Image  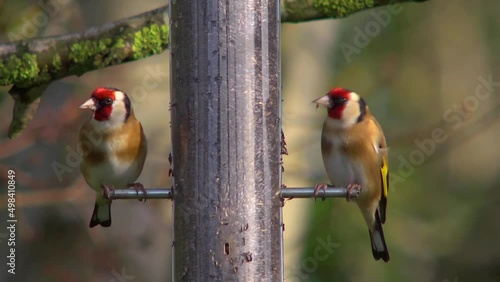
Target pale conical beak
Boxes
[79,99,96,110]
[312,95,330,107]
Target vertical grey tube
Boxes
[170,0,282,281]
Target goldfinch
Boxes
[313,87,390,262]
[78,87,147,228]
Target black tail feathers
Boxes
[369,210,389,262]
[89,202,111,228]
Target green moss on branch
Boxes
[313,0,376,17]
[281,0,426,22]
[0,6,169,87]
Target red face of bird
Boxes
[313,87,367,129]
[80,87,132,125]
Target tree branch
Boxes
[281,0,428,22]
[0,5,169,88]
[0,0,428,138]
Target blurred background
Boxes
[0,0,499,281]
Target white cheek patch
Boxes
[108,90,128,126]
[113,91,125,101]
[349,92,360,102]
[110,103,127,123]
[341,99,361,128]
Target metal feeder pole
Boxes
[169,0,282,280]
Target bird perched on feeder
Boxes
[78,87,147,228]
[313,87,390,262]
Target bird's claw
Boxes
[129,182,147,202]
[102,184,115,203]
[313,183,328,201]
[346,183,361,202]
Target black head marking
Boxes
[357,97,367,123]
[331,96,348,107]
[123,92,131,121]
[99,97,113,106]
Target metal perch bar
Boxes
[104,186,358,200]
[281,187,359,199]
[107,188,173,200]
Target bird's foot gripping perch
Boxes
[102,184,115,203]
[128,182,147,202]
[346,183,361,202]
[313,183,328,201]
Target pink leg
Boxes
[346,183,361,202]
[313,183,328,201]
[101,184,115,203]
[128,182,147,202]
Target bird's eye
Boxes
[332,97,347,105]
[102,98,113,105]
